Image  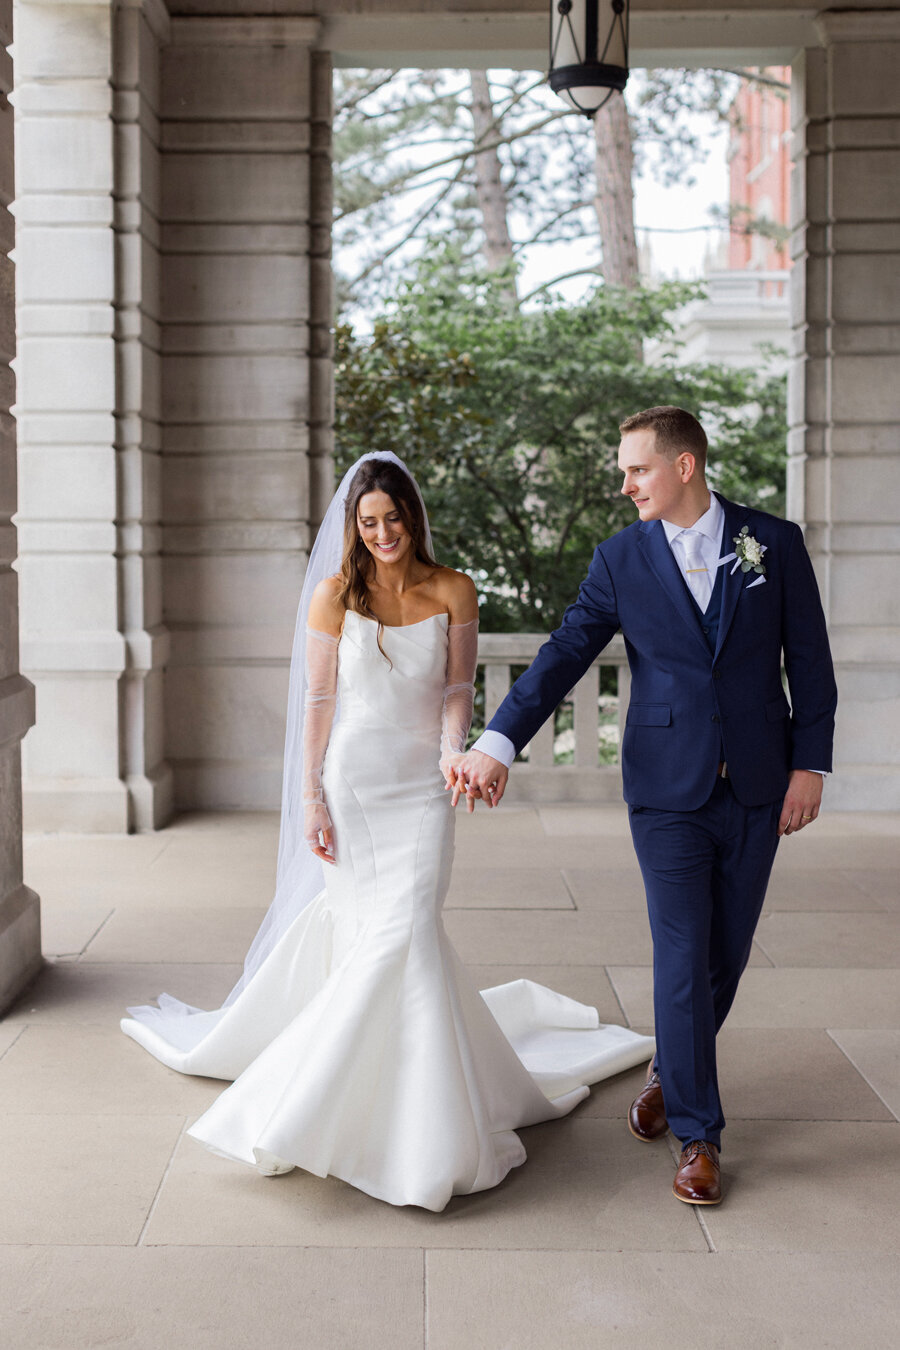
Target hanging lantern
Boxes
[549,0,630,117]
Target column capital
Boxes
[816,8,900,44]
[169,16,320,48]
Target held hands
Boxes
[446,750,509,813]
[778,769,824,836]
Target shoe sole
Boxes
[672,1185,722,1205]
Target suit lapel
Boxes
[636,519,710,655]
[714,494,753,659]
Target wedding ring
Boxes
[801,813,813,820]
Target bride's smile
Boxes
[357,489,412,568]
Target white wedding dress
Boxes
[122,611,653,1211]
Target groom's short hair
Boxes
[619,406,707,470]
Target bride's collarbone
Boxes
[363,574,451,629]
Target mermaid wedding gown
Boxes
[122,610,653,1211]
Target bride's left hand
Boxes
[441,752,468,791]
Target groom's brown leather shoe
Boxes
[628,1059,668,1141]
[672,1140,722,1205]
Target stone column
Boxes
[112,0,173,827]
[789,10,900,809]
[160,18,329,809]
[308,50,335,535]
[14,0,172,830]
[1,0,40,1009]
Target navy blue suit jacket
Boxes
[489,494,837,810]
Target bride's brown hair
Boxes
[337,460,438,659]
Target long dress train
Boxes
[122,611,653,1211]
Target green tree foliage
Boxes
[336,259,787,632]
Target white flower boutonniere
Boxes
[717,525,768,589]
[733,525,767,576]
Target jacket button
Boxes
[711,714,720,723]
[712,669,721,680]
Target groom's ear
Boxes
[678,451,698,482]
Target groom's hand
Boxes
[448,750,509,812]
[778,769,824,836]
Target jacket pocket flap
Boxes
[627,703,672,727]
[766,695,790,723]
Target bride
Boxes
[122,452,653,1211]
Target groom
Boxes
[451,406,837,1205]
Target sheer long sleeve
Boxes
[303,626,339,850]
[440,618,478,780]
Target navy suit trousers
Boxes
[628,775,781,1149]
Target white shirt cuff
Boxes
[471,729,516,769]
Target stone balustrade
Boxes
[703,269,789,305]
[475,632,628,803]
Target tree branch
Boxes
[516,200,593,251]
[720,67,790,91]
[340,110,572,197]
[634,223,721,234]
[345,167,467,290]
[334,71,396,118]
[519,267,603,303]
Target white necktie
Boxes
[682,529,712,610]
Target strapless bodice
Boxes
[336,609,449,738]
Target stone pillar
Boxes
[112,0,174,827]
[789,10,900,809]
[308,50,335,535]
[15,0,172,830]
[1,0,40,1009]
[160,18,330,809]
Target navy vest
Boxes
[687,555,725,654]
[687,561,726,763]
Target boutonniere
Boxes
[717,526,768,589]
[733,526,767,576]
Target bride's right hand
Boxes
[304,802,336,865]
[309,827,335,865]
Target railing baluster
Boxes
[573,664,600,768]
[526,718,555,767]
[617,661,631,748]
[484,662,511,724]
[474,634,628,801]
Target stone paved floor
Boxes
[2,804,899,1349]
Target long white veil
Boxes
[126,451,433,1047]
